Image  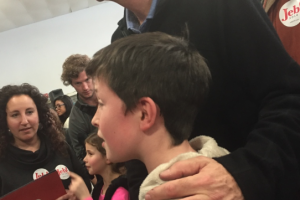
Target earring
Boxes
[7,129,12,135]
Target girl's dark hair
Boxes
[85,132,126,174]
[53,95,73,125]
[0,83,67,157]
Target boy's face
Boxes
[91,78,141,163]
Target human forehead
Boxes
[72,71,90,83]
[94,78,128,112]
[6,95,36,111]
[55,100,63,105]
[86,143,99,152]
[93,78,109,95]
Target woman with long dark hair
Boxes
[0,83,91,198]
[53,95,73,127]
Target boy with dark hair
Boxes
[86,32,230,199]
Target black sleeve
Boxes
[111,10,136,43]
[68,107,89,162]
[67,145,92,192]
[63,128,73,151]
[213,0,300,199]
[124,160,148,200]
[0,176,2,197]
[91,179,103,200]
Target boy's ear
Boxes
[137,97,158,131]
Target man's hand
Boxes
[145,156,244,200]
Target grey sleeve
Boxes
[68,107,91,161]
[67,145,92,192]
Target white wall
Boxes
[0,2,123,95]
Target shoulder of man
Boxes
[73,101,97,117]
[111,9,137,43]
[68,101,91,127]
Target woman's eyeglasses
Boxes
[55,104,65,109]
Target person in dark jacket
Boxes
[0,83,91,198]
[60,54,98,163]
[262,0,300,64]
[96,0,300,199]
[68,133,129,200]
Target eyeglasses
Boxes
[55,104,65,109]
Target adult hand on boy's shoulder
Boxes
[145,156,244,200]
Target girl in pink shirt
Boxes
[68,133,129,200]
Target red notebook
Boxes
[1,170,66,200]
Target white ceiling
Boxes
[0,1,123,94]
[0,0,103,32]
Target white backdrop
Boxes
[0,2,123,95]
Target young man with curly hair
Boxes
[61,54,97,162]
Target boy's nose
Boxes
[91,114,98,128]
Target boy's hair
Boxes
[86,32,211,145]
[61,54,90,86]
[85,133,125,174]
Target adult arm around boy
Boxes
[145,157,243,200]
